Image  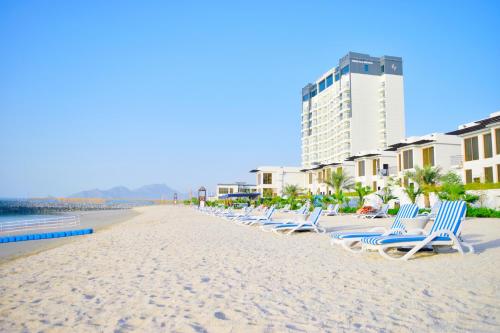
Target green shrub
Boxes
[466,206,500,218]
[340,206,357,214]
[183,199,191,205]
[388,208,399,216]
[464,182,500,190]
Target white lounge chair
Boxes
[418,200,441,220]
[361,200,474,261]
[323,204,340,216]
[361,204,390,219]
[270,207,324,234]
[331,204,419,252]
[237,206,276,225]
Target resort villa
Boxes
[249,166,304,197]
[216,182,257,198]
[347,149,397,191]
[301,162,354,195]
[385,133,462,187]
[447,112,500,183]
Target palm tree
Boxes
[323,169,354,197]
[353,182,372,208]
[403,183,422,204]
[283,184,302,199]
[405,165,442,208]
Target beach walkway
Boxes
[0,205,499,332]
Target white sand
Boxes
[0,205,499,332]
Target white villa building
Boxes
[250,166,304,197]
[301,162,355,195]
[385,133,462,186]
[346,150,398,191]
[216,182,257,198]
[301,52,405,168]
[447,112,500,183]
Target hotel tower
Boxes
[301,52,405,168]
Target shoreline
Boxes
[0,208,141,264]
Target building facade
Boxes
[216,182,257,198]
[250,166,304,197]
[386,133,462,186]
[301,52,405,168]
[347,150,398,191]
[447,112,500,183]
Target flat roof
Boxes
[345,153,380,161]
[446,114,500,135]
[385,139,435,151]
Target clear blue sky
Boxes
[1,0,499,198]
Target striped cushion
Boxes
[362,235,452,245]
[330,204,418,240]
[429,201,467,237]
[332,232,385,240]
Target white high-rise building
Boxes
[301,52,405,168]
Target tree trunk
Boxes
[424,193,430,208]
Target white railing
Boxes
[0,215,80,234]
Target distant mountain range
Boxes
[69,184,186,200]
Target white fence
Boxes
[0,215,80,235]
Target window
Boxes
[308,173,313,184]
[318,171,323,183]
[318,79,326,92]
[302,94,309,102]
[364,64,369,72]
[358,160,365,176]
[326,74,333,87]
[402,149,413,169]
[263,173,272,184]
[483,133,493,158]
[372,159,380,175]
[422,147,435,167]
[497,164,500,182]
[464,136,479,161]
[257,174,261,185]
[229,188,234,194]
[465,169,472,184]
[485,167,494,183]
[372,181,377,191]
[326,168,331,181]
[381,64,385,73]
[335,73,340,81]
[219,187,228,194]
[262,188,274,197]
[341,65,349,75]
[398,153,402,171]
[496,128,500,154]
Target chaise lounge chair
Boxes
[360,204,390,219]
[330,203,419,252]
[236,206,276,225]
[361,200,474,261]
[269,207,324,234]
[323,203,340,216]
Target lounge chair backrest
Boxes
[380,204,389,214]
[430,201,442,216]
[326,204,334,211]
[430,200,467,236]
[391,204,419,233]
[307,207,323,225]
[265,206,275,219]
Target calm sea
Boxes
[0,214,61,223]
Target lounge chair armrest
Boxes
[382,228,406,236]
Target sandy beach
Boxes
[0,205,499,332]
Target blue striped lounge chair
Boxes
[237,206,276,225]
[361,200,474,261]
[270,207,324,234]
[331,203,419,252]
